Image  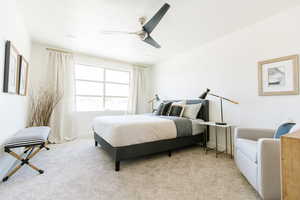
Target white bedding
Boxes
[92,115,205,147]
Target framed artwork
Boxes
[258,55,299,96]
[18,56,29,96]
[3,41,20,94]
[0,37,5,91]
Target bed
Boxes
[93,99,209,171]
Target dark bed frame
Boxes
[94,99,209,171]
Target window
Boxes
[74,64,130,111]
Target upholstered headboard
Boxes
[163,99,209,121]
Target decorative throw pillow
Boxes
[182,103,202,120]
[274,122,296,138]
[168,105,184,117]
[167,101,186,115]
[161,102,173,116]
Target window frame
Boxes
[74,63,131,112]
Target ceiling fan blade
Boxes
[143,3,170,34]
[143,36,161,48]
[100,30,136,35]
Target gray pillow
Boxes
[182,103,202,119]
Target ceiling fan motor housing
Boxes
[138,17,147,25]
[137,30,148,40]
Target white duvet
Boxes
[92,115,204,147]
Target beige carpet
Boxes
[0,139,260,200]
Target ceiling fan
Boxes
[101,3,170,48]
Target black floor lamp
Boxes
[199,89,239,125]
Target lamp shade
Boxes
[199,88,210,99]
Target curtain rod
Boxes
[46,48,72,54]
[133,64,149,69]
[46,47,150,68]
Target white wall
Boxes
[74,53,133,138]
[151,6,300,148]
[0,0,31,177]
[30,42,150,138]
[29,43,138,89]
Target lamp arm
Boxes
[209,93,239,104]
[148,98,155,103]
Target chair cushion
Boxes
[5,126,51,148]
[236,138,258,163]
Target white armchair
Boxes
[235,128,281,200]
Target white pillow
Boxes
[182,103,202,120]
[289,123,300,133]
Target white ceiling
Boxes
[18,0,300,65]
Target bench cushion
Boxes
[5,126,51,148]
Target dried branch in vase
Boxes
[28,89,63,127]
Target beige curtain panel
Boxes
[127,66,151,114]
[47,50,76,143]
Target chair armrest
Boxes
[257,138,281,199]
[235,128,275,141]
